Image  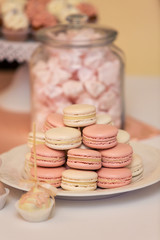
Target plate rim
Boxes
[0,142,160,199]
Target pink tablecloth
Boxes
[0,108,160,154]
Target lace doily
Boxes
[0,39,40,63]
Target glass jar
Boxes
[30,14,124,131]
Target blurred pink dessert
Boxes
[26,0,57,29]
[77,3,97,22]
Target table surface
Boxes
[0,76,160,240]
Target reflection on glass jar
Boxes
[30,14,124,131]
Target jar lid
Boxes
[36,14,118,48]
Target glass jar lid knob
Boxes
[66,14,88,27]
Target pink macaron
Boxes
[83,124,118,149]
[30,144,66,167]
[44,113,65,131]
[30,166,65,187]
[100,143,133,168]
[97,167,132,189]
[67,148,102,170]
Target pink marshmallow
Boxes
[76,92,98,108]
[77,67,95,83]
[84,79,105,98]
[98,88,118,111]
[62,80,84,99]
[98,57,121,86]
[83,48,106,69]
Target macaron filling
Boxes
[45,137,82,146]
[68,156,101,164]
[30,155,65,163]
[62,181,97,188]
[61,177,97,190]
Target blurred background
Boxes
[0,0,159,153]
[0,0,160,75]
[92,0,160,76]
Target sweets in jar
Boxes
[30,15,124,130]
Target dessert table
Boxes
[0,76,160,240]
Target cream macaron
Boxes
[61,169,98,191]
[63,104,96,127]
[45,127,82,150]
[117,129,130,144]
[96,114,112,125]
[127,153,143,182]
[27,131,45,148]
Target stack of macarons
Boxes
[25,104,143,191]
[27,144,66,187]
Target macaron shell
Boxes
[100,143,133,168]
[64,118,96,127]
[97,167,132,189]
[62,169,98,181]
[67,162,101,170]
[32,159,65,168]
[68,148,101,159]
[31,144,65,157]
[45,127,81,140]
[83,124,118,138]
[63,104,96,115]
[61,182,97,191]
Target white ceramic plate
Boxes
[0,142,160,200]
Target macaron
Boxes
[97,167,132,189]
[83,124,118,149]
[45,127,82,150]
[127,153,143,181]
[30,144,66,167]
[63,104,96,127]
[100,143,133,168]
[44,113,65,131]
[61,169,98,191]
[27,131,45,148]
[117,129,130,144]
[96,114,112,125]
[67,148,102,170]
[0,182,9,210]
[30,166,65,187]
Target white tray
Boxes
[0,142,160,200]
